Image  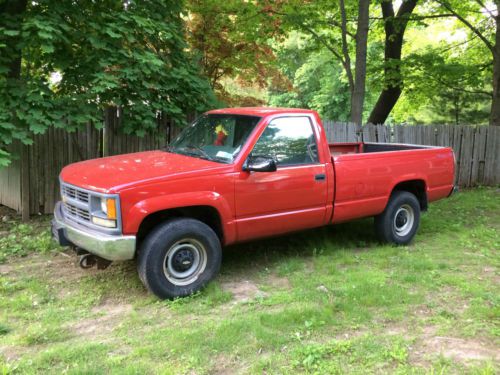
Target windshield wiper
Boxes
[184,144,215,161]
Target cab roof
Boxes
[206,107,317,117]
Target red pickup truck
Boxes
[52,107,455,299]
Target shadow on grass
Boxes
[221,218,378,276]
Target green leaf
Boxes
[3,30,20,36]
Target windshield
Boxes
[168,114,261,163]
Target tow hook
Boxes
[76,248,113,270]
[79,253,97,269]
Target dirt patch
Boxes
[385,325,412,337]
[303,259,315,274]
[267,274,291,289]
[410,325,499,366]
[222,280,265,303]
[2,251,99,284]
[0,205,18,229]
[0,262,14,275]
[210,354,243,375]
[420,288,471,316]
[482,266,500,285]
[426,336,498,362]
[335,328,368,341]
[0,344,29,362]
[69,300,133,340]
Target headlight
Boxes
[99,197,117,219]
[92,216,117,228]
[100,198,108,214]
[92,197,118,228]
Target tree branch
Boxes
[473,0,496,19]
[369,13,455,20]
[436,0,495,53]
[298,23,345,64]
[327,19,356,38]
[434,76,493,97]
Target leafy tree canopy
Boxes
[186,0,282,104]
[195,0,497,126]
[0,0,215,166]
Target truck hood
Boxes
[60,151,229,193]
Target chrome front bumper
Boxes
[51,201,136,261]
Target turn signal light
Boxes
[106,198,117,219]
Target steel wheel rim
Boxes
[393,204,414,237]
[163,239,207,286]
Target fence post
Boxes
[102,108,109,157]
[21,143,30,221]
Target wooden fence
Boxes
[0,108,178,218]
[323,121,500,188]
[0,116,499,217]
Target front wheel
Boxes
[137,218,222,299]
[374,191,421,245]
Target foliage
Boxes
[261,0,364,121]
[0,188,499,373]
[0,218,55,263]
[268,35,351,120]
[185,0,281,104]
[268,31,384,121]
[0,0,215,166]
[393,50,491,124]
[190,0,498,126]
[387,1,496,124]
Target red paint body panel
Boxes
[60,151,228,193]
[331,147,454,223]
[58,107,455,246]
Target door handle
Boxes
[315,174,326,181]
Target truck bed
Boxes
[329,142,432,156]
[328,142,455,224]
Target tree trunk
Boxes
[338,0,355,95]
[350,0,370,127]
[490,9,500,126]
[368,0,417,124]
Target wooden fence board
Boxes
[484,126,500,185]
[471,126,487,185]
[458,126,474,187]
[0,142,22,212]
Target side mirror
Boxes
[243,155,277,172]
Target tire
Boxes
[137,218,222,299]
[374,191,421,245]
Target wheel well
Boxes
[392,180,428,211]
[135,206,224,251]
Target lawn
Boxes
[0,188,499,374]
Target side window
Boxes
[251,117,319,166]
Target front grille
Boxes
[61,183,91,224]
[62,185,89,203]
[59,181,120,234]
[64,202,91,222]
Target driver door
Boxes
[235,116,328,241]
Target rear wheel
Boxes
[374,191,420,245]
[137,218,222,299]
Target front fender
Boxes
[122,191,236,243]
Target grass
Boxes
[0,188,499,374]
